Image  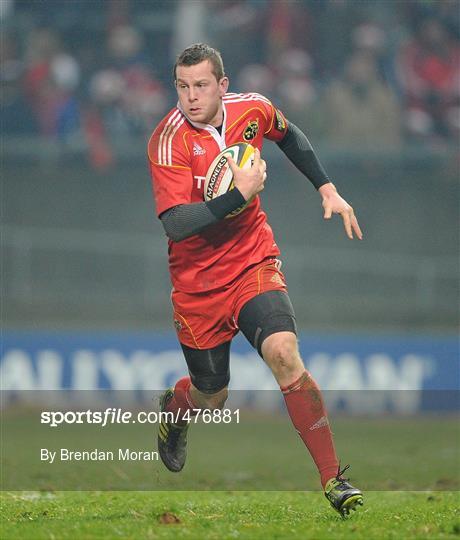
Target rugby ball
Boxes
[204,142,255,218]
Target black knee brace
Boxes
[180,341,231,394]
[238,290,297,357]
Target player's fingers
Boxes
[323,205,333,219]
[226,156,238,173]
[252,147,261,167]
[351,213,363,240]
[341,210,353,239]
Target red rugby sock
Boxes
[164,376,198,426]
[281,371,339,488]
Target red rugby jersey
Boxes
[147,92,288,293]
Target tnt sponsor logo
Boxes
[194,175,206,189]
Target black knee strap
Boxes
[181,341,231,394]
[238,290,297,357]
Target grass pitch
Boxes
[1,491,459,539]
[1,412,459,538]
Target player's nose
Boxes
[188,88,197,101]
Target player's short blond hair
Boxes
[174,43,225,82]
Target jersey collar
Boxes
[177,101,227,151]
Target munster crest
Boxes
[243,119,259,141]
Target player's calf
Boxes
[190,385,228,410]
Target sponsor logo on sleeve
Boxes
[274,109,286,132]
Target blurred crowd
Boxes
[1,0,459,169]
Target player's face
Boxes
[175,60,229,127]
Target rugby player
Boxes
[148,43,363,516]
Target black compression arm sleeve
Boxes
[276,121,330,190]
[160,188,246,242]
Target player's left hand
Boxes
[319,182,363,240]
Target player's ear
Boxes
[219,76,229,96]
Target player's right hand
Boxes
[227,148,267,201]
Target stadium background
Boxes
[1,3,459,403]
[1,3,459,539]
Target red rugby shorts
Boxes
[171,258,288,349]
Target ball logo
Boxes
[206,155,229,199]
[203,143,254,218]
[206,149,237,199]
[243,119,259,141]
